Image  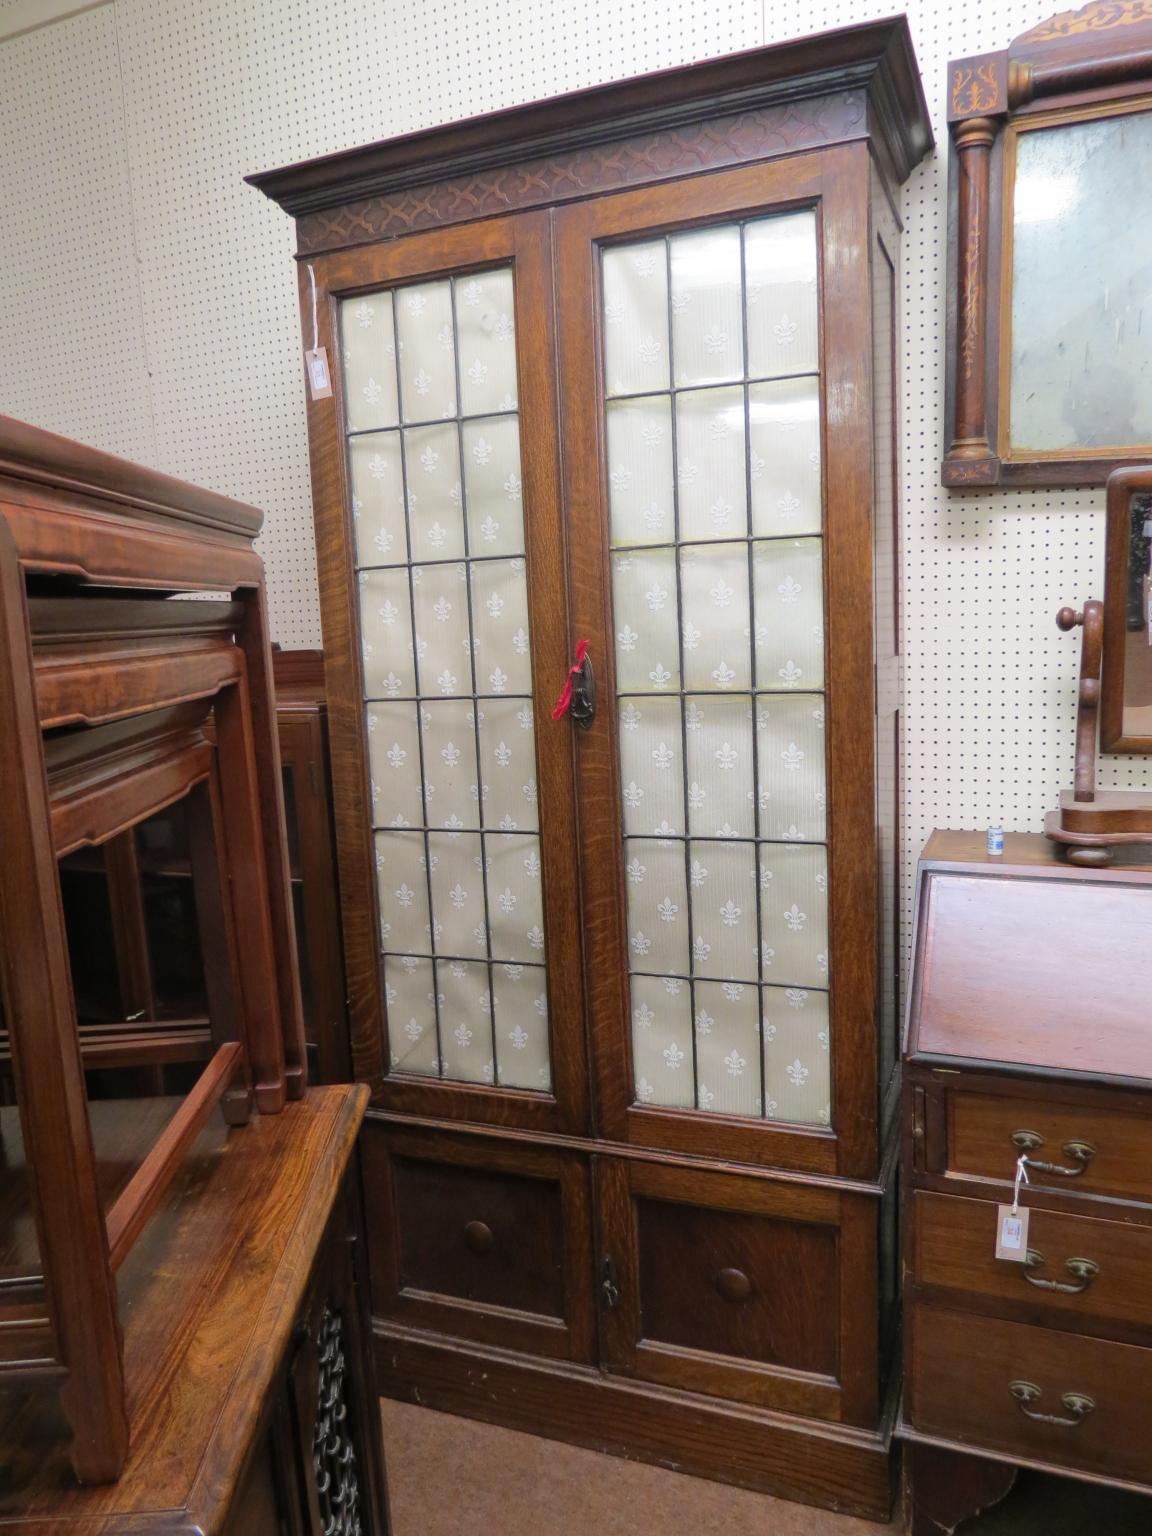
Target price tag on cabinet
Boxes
[305,347,332,400]
[996,1154,1031,1261]
[995,1203,1030,1262]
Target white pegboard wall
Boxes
[0,0,764,644]
[0,2,154,467]
[0,0,1149,924]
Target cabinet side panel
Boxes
[871,169,902,1123]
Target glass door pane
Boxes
[600,214,830,1127]
[340,270,551,1094]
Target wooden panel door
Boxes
[363,1121,596,1363]
[300,215,588,1135]
[595,1157,879,1426]
[556,147,882,1177]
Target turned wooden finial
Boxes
[1056,606,1083,632]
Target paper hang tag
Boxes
[996,1203,1030,1262]
[305,346,332,400]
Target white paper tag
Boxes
[996,1202,1030,1262]
[305,346,332,400]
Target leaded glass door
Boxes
[302,214,588,1135]
[558,154,881,1177]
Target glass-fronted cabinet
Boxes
[253,19,928,1519]
[310,166,890,1175]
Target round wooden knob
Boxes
[1056,606,1082,632]
[463,1220,494,1255]
[715,1267,752,1301]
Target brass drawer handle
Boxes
[1022,1250,1099,1294]
[1011,1130,1096,1178]
[1009,1380,1095,1427]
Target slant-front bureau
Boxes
[900,831,1152,1533]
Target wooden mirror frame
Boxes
[942,3,1152,489]
[1102,464,1152,753]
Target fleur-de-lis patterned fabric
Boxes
[603,212,830,1127]
[341,269,550,1093]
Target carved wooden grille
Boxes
[312,1306,363,1536]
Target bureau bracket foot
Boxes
[902,1442,1017,1535]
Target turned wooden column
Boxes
[947,115,997,465]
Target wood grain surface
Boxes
[0,1084,368,1534]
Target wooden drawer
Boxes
[362,1122,596,1362]
[914,1190,1152,1335]
[948,1091,1152,1205]
[595,1158,880,1426]
[909,1304,1152,1485]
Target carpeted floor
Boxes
[380,1400,1151,1534]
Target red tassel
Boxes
[551,639,590,720]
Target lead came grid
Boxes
[340,270,551,1093]
[602,214,830,1126]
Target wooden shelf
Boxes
[61,853,305,886]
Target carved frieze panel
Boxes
[297,94,868,255]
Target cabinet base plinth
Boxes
[373,1321,895,1522]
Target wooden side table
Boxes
[0,1084,389,1535]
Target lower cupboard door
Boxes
[594,1157,880,1425]
[363,1120,597,1362]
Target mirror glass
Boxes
[1008,109,1152,454]
[1120,490,1152,739]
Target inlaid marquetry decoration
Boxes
[949,60,1003,118]
[291,98,871,256]
[1025,1,1152,42]
[943,3,1152,487]
[340,269,551,1092]
[601,214,830,1127]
